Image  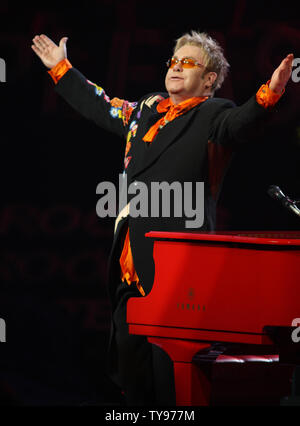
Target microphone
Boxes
[268,185,300,217]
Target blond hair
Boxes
[174,30,229,92]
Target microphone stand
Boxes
[268,185,300,218]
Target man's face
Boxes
[165,44,213,103]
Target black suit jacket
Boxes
[55,67,274,298]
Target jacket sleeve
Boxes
[54,67,138,139]
[209,83,283,146]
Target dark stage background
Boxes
[0,0,300,406]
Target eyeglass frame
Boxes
[166,56,206,69]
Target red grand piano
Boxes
[127,231,300,405]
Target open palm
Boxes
[269,53,294,94]
[31,34,68,69]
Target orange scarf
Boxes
[142,96,208,143]
[120,228,145,296]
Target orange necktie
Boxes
[142,96,208,143]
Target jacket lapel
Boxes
[131,105,200,179]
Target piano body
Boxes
[127,231,300,405]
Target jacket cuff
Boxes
[47,58,73,84]
[256,80,284,108]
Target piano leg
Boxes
[148,337,211,406]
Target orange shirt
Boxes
[48,58,284,297]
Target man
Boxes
[31,30,293,405]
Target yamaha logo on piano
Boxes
[176,302,206,311]
[176,287,206,311]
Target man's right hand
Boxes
[31,34,68,69]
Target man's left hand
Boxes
[269,53,294,94]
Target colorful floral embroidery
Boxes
[86,81,138,127]
[110,97,124,108]
[125,141,131,156]
[109,97,137,125]
[87,81,167,172]
[87,80,104,96]
[124,156,132,168]
[123,99,151,169]
[110,107,122,119]
[122,101,137,126]
[144,94,165,108]
[129,120,138,137]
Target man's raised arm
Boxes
[31,34,137,139]
[209,52,294,146]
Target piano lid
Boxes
[145,231,300,246]
[128,229,300,341]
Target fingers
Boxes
[31,35,52,63]
[40,34,54,47]
[277,54,294,75]
[31,40,43,57]
[32,35,48,51]
[31,45,46,63]
[283,53,294,66]
[32,34,57,54]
